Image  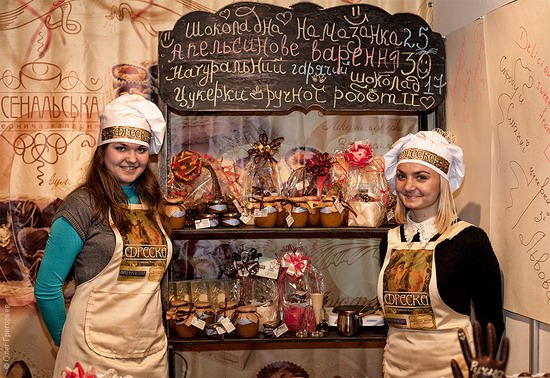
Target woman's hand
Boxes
[451,320,509,378]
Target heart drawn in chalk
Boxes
[420,96,435,109]
[276,11,292,25]
[219,9,230,20]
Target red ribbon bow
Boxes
[280,251,309,277]
[305,152,333,198]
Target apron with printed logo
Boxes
[54,204,172,377]
[377,221,474,378]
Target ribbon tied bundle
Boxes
[304,152,334,198]
[247,132,284,166]
[226,248,263,277]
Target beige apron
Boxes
[54,204,172,377]
[377,221,474,378]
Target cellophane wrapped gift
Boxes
[282,151,347,227]
[283,151,344,199]
[277,245,324,332]
[241,132,284,225]
[167,150,242,224]
[224,248,279,328]
[342,140,391,227]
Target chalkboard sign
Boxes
[158,2,446,112]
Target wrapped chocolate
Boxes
[342,140,391,227]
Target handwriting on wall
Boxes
[445,0,550,321]
[495,24,550,305]
[158,2,446,112]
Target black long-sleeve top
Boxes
[379,222,505,341]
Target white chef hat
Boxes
[98,94,166,154]
[384,129,465,193]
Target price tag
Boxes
[254,208,269,217]
[233,199,244,213]
[215,325,226,335]
[285,214,294,227]
[220,317,236,333]
[191,317,206,330]
[194,219,211,229]
[240,213,252,224]
[334,198,344,213]
[256,257,280,279]
[273,323,288,337]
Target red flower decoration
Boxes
[344,140,373,168]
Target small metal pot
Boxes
[336,309,361,336]
[334,304,377,337]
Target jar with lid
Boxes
[220,212,241,227]
[166,297,188,334]
[290,205,308,227]
[233,305,260,338]
[253,205,278,228]
[193,301,214,337]
[173,303,199,339]
[216,300,239,321]
[207,198,228,214]
[195,301,215,325]
[197,213,219,228]
[320,205,343,227]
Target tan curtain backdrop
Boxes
[0,1,427,377]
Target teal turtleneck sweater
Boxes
[34,185,139,346]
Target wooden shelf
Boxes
[168,327,387,350]
[171,225,392,240]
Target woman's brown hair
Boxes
[79,145,171,234]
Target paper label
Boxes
[191,317,206,330]
[273,323,288,337]
[334,199,344,213]
[195,219,211,229]
[220,317,236,333]
[233,200,244,213]
[254,208,268,217]
[285,214,294,227]
[256,257,280,279]
[215,325,227,334]
[240,213,252,224]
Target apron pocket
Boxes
[84,289,165,358]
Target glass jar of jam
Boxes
[233,305,260,338]
[194,301,215,325]
[220,212,241,227]
[166,297,188,333]
[173,303,198,339]
[207,199,228,214]
[216,300,239,321]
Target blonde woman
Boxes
[378,130,504,378]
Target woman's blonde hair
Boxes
[393,178,457,234]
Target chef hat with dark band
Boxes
[99,94,166,154]
[384,129,465,193]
